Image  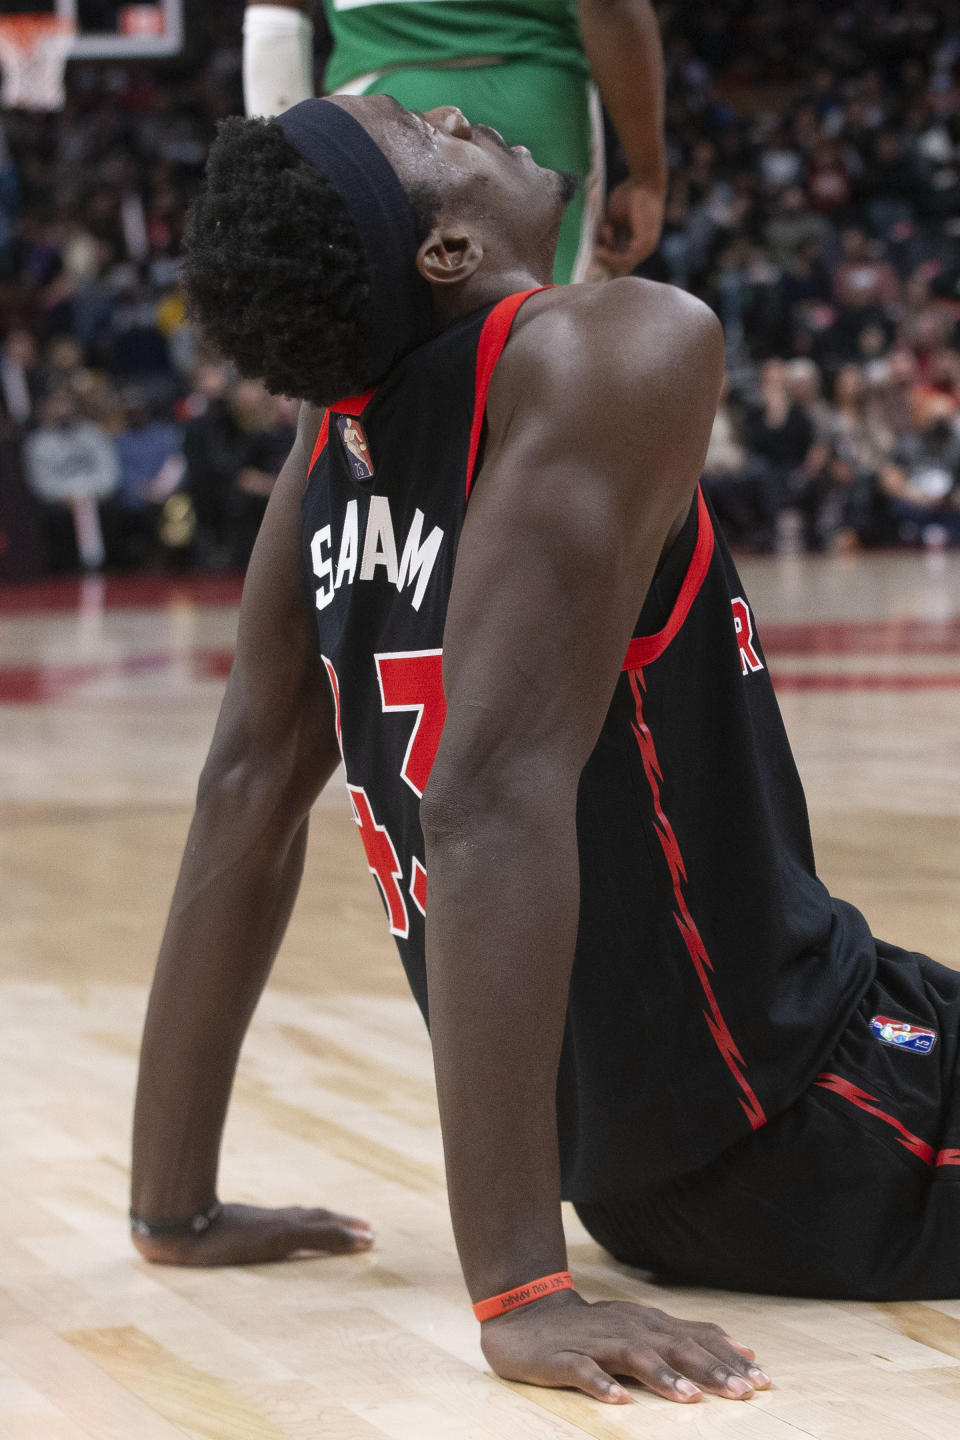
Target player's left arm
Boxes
[130,403,373,1268]
[420,284,765,1405]
[577,0,668,273]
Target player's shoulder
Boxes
[499,278,723,402]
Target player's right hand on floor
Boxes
[131,1202,374,1266]
[479,1291,770,1404]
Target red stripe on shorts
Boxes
[814,1071,936,1165]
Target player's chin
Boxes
[549,167,578,207]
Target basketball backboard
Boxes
[61,0,183,58]
[0,0,183,59]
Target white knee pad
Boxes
[243,4,315,118]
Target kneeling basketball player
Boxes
[130,97,960,1406]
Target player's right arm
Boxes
[422,282,768,1404]
[130,403,373,1266]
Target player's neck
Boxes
[431,260,555,330]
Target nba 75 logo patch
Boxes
[336,415,375,481]
[870,1015,937,1055]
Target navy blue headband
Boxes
[276,97,434,387]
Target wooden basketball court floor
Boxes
[1,550,959,1440]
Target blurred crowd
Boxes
[1,0,960,578]
[0,0,304,579]
[650,0,960,552]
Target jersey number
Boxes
[732,596,764,675]
[375,650,446,797]
[323,651,445,935]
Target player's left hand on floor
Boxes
[480,1290,771,1405]
[131,1202,375,1266]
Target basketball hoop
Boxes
[0,14,75,112]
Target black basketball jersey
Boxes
[300,288,877,1202]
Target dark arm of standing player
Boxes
[422,284,766,1404]
[577,0,668,273]
[130,405,373,1265]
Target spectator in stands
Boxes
[806,141,853,217]
[0,328,40,427]
[4,0,960,567]
[107,270,178,410]
[859,130,922,236]
[913,347,960,424]
[764,186,832,272]
[792,365,893,551]
[181,370,295,569]
[108,386,185,568]
[0,326,45,581]
[41,335,85,393]
[701,376,775,549]
[23,387,118,571]
[757,121,804,192]
[228,384,298,569]
[827,365,892,475]
[742,359,814,548]
[880,400,960,547]
[869,349,922,442]
[785,358,834,444]
[183,361,244,568]
[832,229,900,310]
[898,272,950,362]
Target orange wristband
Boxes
[473,1270,574,1322]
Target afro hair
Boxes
[182,116,375,407]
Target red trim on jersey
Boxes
[937,1148,960,1167]
[308,411,330,474]
[320,654,343,756]
[814,1072,936,1165]
[0,574,245,615]
[622,489,715,671]
[465,288,550,501]
[628,669,767,1132]
[330,388,377,417]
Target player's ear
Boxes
[416,225,483,286]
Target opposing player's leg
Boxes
[242,3,603,283]
[340,62,603,283]
[577,940,960,1301]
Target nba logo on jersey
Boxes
[870,1014,937,1054]
[336,416,375,481]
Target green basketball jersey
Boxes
[323,0,587,93]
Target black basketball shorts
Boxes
[576,940,960,1301]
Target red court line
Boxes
[0,652,957,703]
[0,574,244,614]
[771,673,960,691]
[3,581,956,663]
[762,618,960,656]
[199,651,233,680]
[0,649,235,702]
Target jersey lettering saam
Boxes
[300,290,876,1201]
